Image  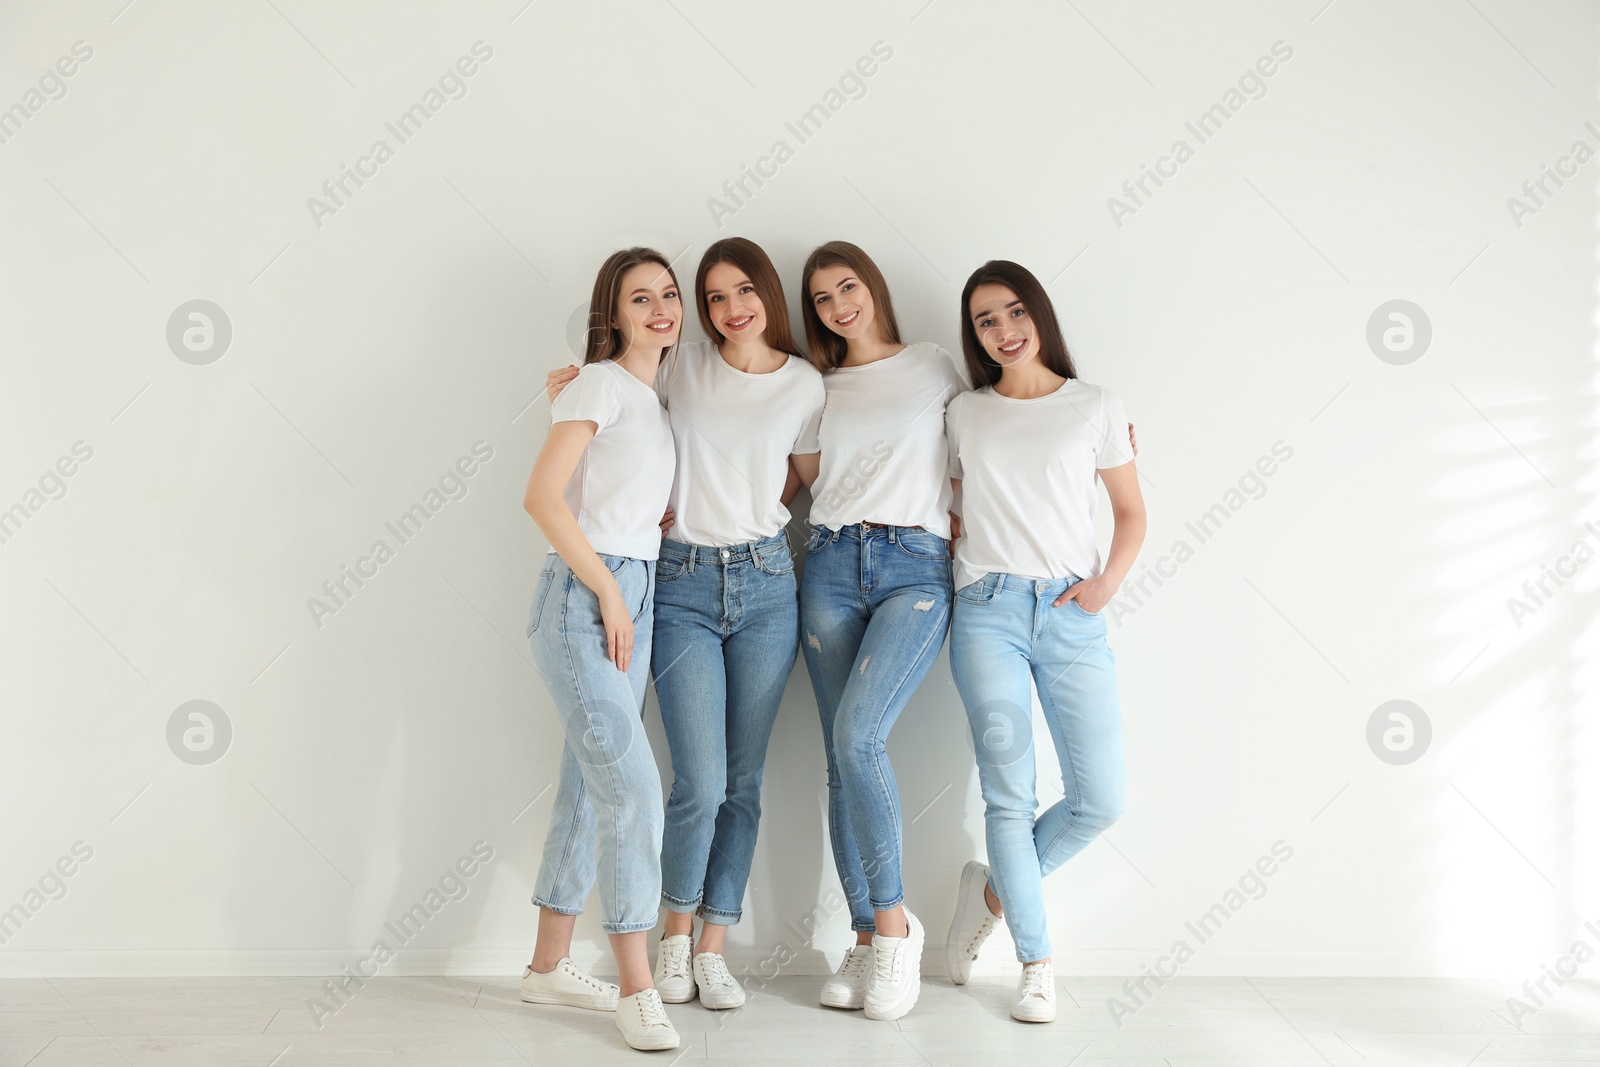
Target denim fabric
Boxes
[652,532,798,925]
[949,571,1125,962]
[799,523,952,930]
[527,551,663,935]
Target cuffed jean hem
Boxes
[696,905,741,925]
[660,892,700,914]
[531,896,582,916]
[850,919,876,933]
[868,893,905,914]
[601,919,659,935]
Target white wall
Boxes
[2,0,1595,987]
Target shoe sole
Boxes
[1011,1007,1056,1023]
[699,993,745,1010]
[864,919,925,1021]
[656,985,696,1005]
[520,990,617,1011]
[945,860,987,986]
[620,1030,680,1051]
[819,989,864,1010]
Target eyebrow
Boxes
[705,277,753,293]
[971,298,1022,321]
[812,275,857,298]
[628,286,675,295]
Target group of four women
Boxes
[516,238,1144,1051]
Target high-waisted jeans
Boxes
[949,571,1125,962]
[653,532,798,925]
[799,523,953,931]
[527,551,663,935]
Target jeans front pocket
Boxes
[527,559,562,636]
[893,530,950,562]
[955,573,998,605]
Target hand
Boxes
[598,586,635,671]
[947,510,962,557]
[546,364,579,403]
[1055,575,1114,613]
[658,508,675,537]
[1129,422,1138,457]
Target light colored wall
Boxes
[2,0,1595,991]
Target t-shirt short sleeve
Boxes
[1095,386,1134,469]
[551,364,618,432]
[792,374,826,455]
[945,394,966,480]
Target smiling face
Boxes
[808,264,880,341]
[614,262,681,351]
[968,283,1038,370]
[702,260,767,342]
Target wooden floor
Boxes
[3,974,1597,1065]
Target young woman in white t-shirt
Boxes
[941,260,1146,1024]
[519,247,683,1052]
[545,238,826,1012]
[789,240,969,1021]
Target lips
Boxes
[645,319,676,334]
[999,338,1025,355]
[724,314,754,331]
[834,310,860,327]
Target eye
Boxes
[815,294,830,305]
[842,282,855,292]
[709,294,723,303]
[740,285,755,295]
[665,290,679,301]
[979,317,993,328]
[1011,307,1026,318]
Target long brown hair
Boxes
[959,260,1077,387]
[693,238,802,358]
[582,246,681,364]
[799,241,901,371]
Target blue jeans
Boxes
[799,523,952,931]
[527,551,663,935]
[653,533,798,925]
[949,572,1125,962]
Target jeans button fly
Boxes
[720,549,729,559]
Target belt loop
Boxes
[888,526,898,543]
[685,547,695,574]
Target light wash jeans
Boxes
[527,551,663,935]
[799,523,952,931]
[949,571,1125,962]
[653,532,798,925]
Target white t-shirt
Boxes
[809,342,969,539]
[655,340,826,547]
[549,359,676,561]
[946,378,1133,591]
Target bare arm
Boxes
[524,419,637,670]
[781,458,804,508]
[1055,461,1146,611]
[790,452,820,491]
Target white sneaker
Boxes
[653,933,696,1004]
[946,860,1000,986]
[693,952,746,1010]
[1012,961,1056,1022]
[820,944,873,1009]
[864,909,924,1021]
[520,958,619,1011]
[616,988,680,1051]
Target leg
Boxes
[1029,604,1125,881]
[697,555,798,936]
[833,585,951,934]
[949,583,1052,963]
[652,578,730,928]
[800,531,875,936]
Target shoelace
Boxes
[635,988,671,1028]
[561,960,613,993]
[965,914,998,958]
[661,939,691,977]
[839,947,871,979]
[872,940,903,985]
[1019,964,1053,999]
[698,954,735,988]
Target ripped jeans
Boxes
[798,523,952,930]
